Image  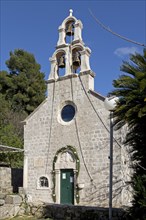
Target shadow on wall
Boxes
[11,168,23,193]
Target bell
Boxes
[72,52,80,69]
[58,55,65,68]
[66,23,74,36]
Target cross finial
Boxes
[69,9,73,16]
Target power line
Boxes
[78,75,122,149]
[45,81,56,174]
[89,9,146,48]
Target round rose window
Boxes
[61,104,75,122]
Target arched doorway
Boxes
[52,146,80,204]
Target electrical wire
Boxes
[69,27,94,181]
[89,9,146,48]
[70,77,93,182]
[45,81,56,174]
[78,75,122,149]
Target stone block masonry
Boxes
[23,9,132,208]
[24,72,131,207]
[0,194,23,219]
[0,167,12,194]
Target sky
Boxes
[0,0,146,96]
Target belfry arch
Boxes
[48,9,92,80]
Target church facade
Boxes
[23,10,132,207]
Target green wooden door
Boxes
[60,169,74,204]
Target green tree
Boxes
[0,124,23,167]
[5,49,47,114]
[111,49,146,219]
[0,93,24,167]
[0,49,47,167]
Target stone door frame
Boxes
[52,146,80,204]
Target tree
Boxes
[0,49,47,167]
[5,49,47,114]
[0,124,24,167]
[110,49,146,219]
[0,93,24,167]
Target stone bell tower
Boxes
[48,9,94,81]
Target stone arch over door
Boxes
[52,146,80,204]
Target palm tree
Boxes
[110,49,146,219]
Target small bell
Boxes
[58,55,65,68]
[72,52,80,70]
[66,23,74,36]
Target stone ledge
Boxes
[29,203,129,220]
[5,195,22,205]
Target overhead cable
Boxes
[78,75,122,149]
[89,9,146,48]
[70,77,93,182]
[45,81,56,174]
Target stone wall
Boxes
[0,200,130,220]
[0,166,23,194]
[0,194,23,219]
[24,72,132,207]
[0,167,24,219]
[31,203,130,220]
[0,166,12,194]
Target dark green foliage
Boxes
[0,124,24,167]
[110,49,146,219]
[130,174,146,220]
[5,49,47,114]
[0,49,47,167]
[111,50,146,129]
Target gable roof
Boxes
[22,98,48,123]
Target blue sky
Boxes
[1,0,146,96]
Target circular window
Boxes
[61,104,75,122]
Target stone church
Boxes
[23,10,132,207]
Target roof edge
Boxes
[88,89,105,101]
[22,98,48,123]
